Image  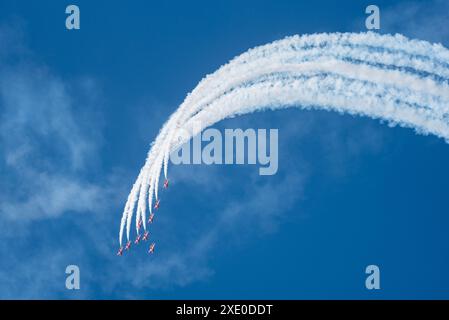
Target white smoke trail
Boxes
[118,32,449,247]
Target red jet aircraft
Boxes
[148,243,156,254]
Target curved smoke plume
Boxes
[119,32,449,247]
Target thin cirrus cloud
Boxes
[0,29,113,221]
[382,0,449,45]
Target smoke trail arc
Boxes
[118,32,449,248]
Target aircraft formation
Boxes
[116,179,168,256]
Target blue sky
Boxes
[0,0,449,299]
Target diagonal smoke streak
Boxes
[119,32,449,247]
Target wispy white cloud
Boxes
[382,0,449,45]
[0,26,117,220]
[0,24,129,297]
